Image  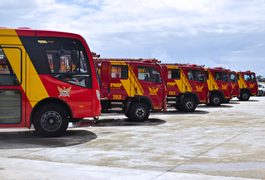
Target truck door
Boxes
[243,73,258,95]
[108,62,130,100]
[166,67,181,96]
[137,65,164,110]
[0,46,26,127]
[230,72,239,97]
[186,69,208,103]
[215,71,231,99]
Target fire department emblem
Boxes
[222,84,228,90]
[196,85,203,92]
[249,84,255,88]
[149,87,159,95]
[57,86,72,97]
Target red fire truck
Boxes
[204,67,232,106]
[161,64,209,111]
[0,28,101,137]
[94,58,167,121]
[236,70,258,100]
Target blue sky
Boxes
[1,0,265,77]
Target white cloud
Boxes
[1,0,265,76]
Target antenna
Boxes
[127,50,131,59]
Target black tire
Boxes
[129,103,149,122]
[223,99,230,103]
[174,105,182,111]
[124,112,130,118]
[210,94,222,106]
[240,91,250,101]
[33,103,69,137]
[181,98,196,112]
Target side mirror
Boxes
[57,46,66,56]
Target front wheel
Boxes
[240,91,250,101]
[181,98,196,112]
[33,103,69,137]
[210,94,222,106]
[129,103,149,122]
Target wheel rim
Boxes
[243,93,248,99]
[186,101,194,109]
[40,111,62,132]
[134,107,146,119]
[213,97,220,104]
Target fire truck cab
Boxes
[94,58,167,122]
[236,70,258,100]
[161,64,209,111]
[205,67,232,106]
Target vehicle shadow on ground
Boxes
[152,110,209,115]
[225,101,240,104]
[197,105,233,108]
[0,130,97,149]
[237,100,260,102]
[77,118,166,127]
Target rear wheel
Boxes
[33,103,69,137]
[181,98,196,112]
[210,94,221,106]
[240,91,250,101]
[129,103,149,122]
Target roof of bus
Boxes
[0,27,82,39]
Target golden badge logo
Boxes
[232,84,236,89]
[196,85,203,92]
[149,87,159,95]
[57,86,72,97]
[221,84,228,90]
[249,84,255,88]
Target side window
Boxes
[46,42,92,88]
[251,74,256,82]
[168,69,180,79]
[187,70,205,82]
[215,72,229,82]
[230,73,237,82]
[205,71,209,79]
[237,74,240,80]
[0,47,21,86]
[111,65,128,79]
[244,74,255,82]
[138,66,162,83]
[187,70,194,80]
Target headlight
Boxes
[96,90,100,101]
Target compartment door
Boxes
[0,46,26,127]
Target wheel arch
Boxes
[241,88,252,96]
[30,97,73,124]
[211,90,225,100]
[133,95,154,110]
[184,92,200,104]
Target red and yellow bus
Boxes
[0,28,101,137]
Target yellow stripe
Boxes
[168,66,192,93]
[205,69,219,90]
[0,116,20,119]
[109,61,144,96]
[236,72,247,89]
[120,64,144,96]
[0,29,49,108]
